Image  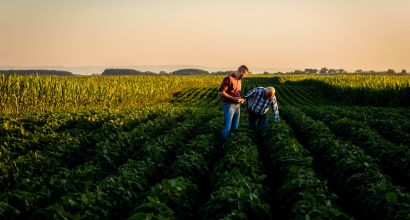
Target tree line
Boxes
[1,68,408,76]
[268,68,408,75]
[0,70,74,76]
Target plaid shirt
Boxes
[244,87,280,122]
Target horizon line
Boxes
[1,64,408,71]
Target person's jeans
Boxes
[248,111,268,130]
[220,102,240,141]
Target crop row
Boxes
[303,106,410,188]
[242,78,337,107]
[262,123,353,219]
[259,74,410,106]
[43,109,214,219]
[283,107,410,219]
[199,129,271,219]
[306,106,410,146]
[0,103,178,159]
[0,105,191,192]
[128,116,221,219]
[0,107,214,219]
[172,87,218,106]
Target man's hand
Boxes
[233,97,245,104]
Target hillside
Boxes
[171,68,209,75]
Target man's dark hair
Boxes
[238,65,249,73]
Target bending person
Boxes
[243,86,280,130]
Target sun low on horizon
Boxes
[1,0,409,71]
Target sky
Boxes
[1,0,409,73]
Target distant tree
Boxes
[355,69,363,74]
[386,69,396,74]
[320,67,328,74]
[401,69,407,74]
[304,68,318,74]
[337,69,347,74]
[143,71,157,75]
[328,69,337,74]
[159,71,169,75]
[102,69,146,75]
[211,71,234,75]
[263,71,269,74]
[0,70,74,76]
[171,69,209,75]
[293,70,304,74]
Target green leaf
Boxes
[147,196,158,203]
[385,192,397,204]
[81,194,88,204]
[257,174,267,181]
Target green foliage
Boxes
[0,74,223,114]
[131,177,199,219]
[264,122,352,219]
[283,107,410,219]
[200,130,271,219]
[303,106,410,187]
[1,75,410,219]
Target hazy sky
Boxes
[1,0,409,71]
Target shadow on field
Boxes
[244,77,410,107]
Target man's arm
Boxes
[271,96,280,122]
[243,88,257,99]
[243,88,258,112]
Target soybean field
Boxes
[0,74,409,220]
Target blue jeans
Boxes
[248,111,268,130]
[221,102,240,141]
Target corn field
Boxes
[0,74,223,114]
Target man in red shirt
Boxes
[218,65,250,141]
